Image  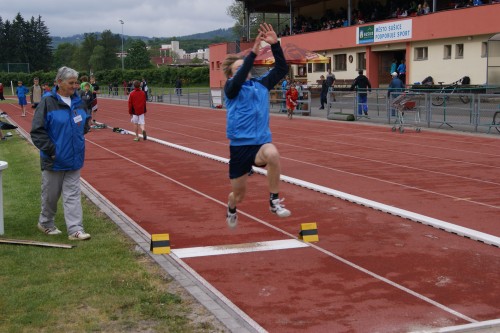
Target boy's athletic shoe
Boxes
[270,198,291,218]
[226,204,238,228]
[37,223,62,235]
[134,137,140,142]
[142,130,147,141]
[68,230,91,241]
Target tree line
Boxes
[0,14,52,71]
[0,13,216,86]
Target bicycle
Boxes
[431,77,471,106]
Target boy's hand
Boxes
[258,23,278,45]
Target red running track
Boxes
[2,99,499,333]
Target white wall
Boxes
[410,35,489,85]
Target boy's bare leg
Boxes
[255,143,281,194]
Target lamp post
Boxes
[119,19,124,70]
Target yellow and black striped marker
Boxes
[150,233,170,254]
[299,223,319,242]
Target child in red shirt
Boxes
[128,80,147,141]
[285,83,298,119]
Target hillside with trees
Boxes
[0,13,235,87]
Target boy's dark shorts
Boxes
[229,144,263,179]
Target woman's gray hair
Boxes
[55,66,79,82]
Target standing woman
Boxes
[30,66,92,240]
[223,23,291,228]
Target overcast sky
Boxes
[1,0,236,38]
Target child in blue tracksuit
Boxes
[222,23,291,228]
[16,81,29,116]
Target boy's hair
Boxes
[222,54,243,78]
[133,80,141,88]
[80,75,89,82]
[83,82,91,88]
[18,81,22,84]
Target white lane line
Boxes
[85,139,479,323]
[278,142,500,186]
[281,156,500,209]
[410,318,500,333]
[135,134,500,248]
[172,239,309,259]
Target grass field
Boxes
[0,129,226,332]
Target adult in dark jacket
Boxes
[350,70,372,116]
[222,23,291,228]
[319,75,328,109]
[388,72,405,97]
[30,66,92,241]
[175,78,182,96]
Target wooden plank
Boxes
[0,238,76,249]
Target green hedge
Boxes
[0,66,209,87]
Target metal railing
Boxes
[102,86,500,134]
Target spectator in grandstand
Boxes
[423,1,431,14]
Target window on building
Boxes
[334,54,347,71]
[314,63,326,72]
[297,65,306,77]
[415,47,428,61]
[443,45,452,59]
[356,52,366,70]
[307,63,313,73]
[481,42,488,58]
[216,61,221,69]
[455,44,464,58]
